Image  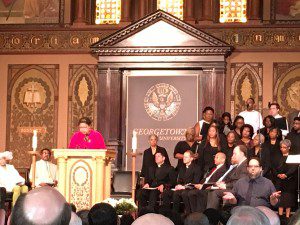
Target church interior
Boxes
[0,0,299,223]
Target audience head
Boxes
[214,152,226,166]
[148,134,158,147]
[120,213,134,225]
[88,203,117,225]
[221,112,232,125]
[241,124,254,139]
[263,115,276,128]
[293,117,300,132]
[246,98,255,111]
[233,116,245,130]
[228,206,270,225]
[231,145,247,165]
[78,117,92,135]
[40,148,52,161]
[155,152,166,165]
[202,107,214,122]
[288,208,300,225]
[184,212,209,225]
[11,186,71,225]
[227,131,237,145]
[206,126,220,150]
[256,206,280,225]
[268,103,280,117]
[183,150,194,166]
[70,212,82,225]
[279,139,291,155]
[185,128,195,142]
[247,158,262,179]
[132,213,174,225]
[253,134,265,147]
[76,210,89,225]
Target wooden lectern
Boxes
[53,149,116,210]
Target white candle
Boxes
[32,130,37,150]
[132,130,137,153]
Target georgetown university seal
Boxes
[144,83,181,121]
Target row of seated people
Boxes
[139,116,299,219]
[137,143,296,223]
[0,148,57,209]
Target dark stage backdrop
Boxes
[126,70,199,170]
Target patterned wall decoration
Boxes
[69,160,92,210]
[68,65,98,142]
[273,63,300,117]
[230,63,263,118]
[7,64,59,168]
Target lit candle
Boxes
[32,130,37,151]
[132,130,137,153]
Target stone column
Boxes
[74,0,86,24]
[121,0,132,22]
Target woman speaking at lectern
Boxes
[69,117,106,149]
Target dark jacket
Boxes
[177,162,202,185]
[145,163,176,189]
[141,146,170,177]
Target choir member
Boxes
[194,107,214,143]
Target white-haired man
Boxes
[0,151,28,207]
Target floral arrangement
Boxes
[102,198,137,215]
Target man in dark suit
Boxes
[137,151,176,213]
[188,152,227,212]
[140,134,170,178]
[162,150,202,213]
[205,145,248,210]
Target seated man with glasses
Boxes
[223,157,281,208]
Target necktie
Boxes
[245,179,255,205]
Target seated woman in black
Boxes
[219,112,233,136]
[237,124,254,150]
[258,115,280,142]
[222,130,238,167]
[197,125,222,176]
[248,133,271,178]
[232,115,244,140]
[140,134,170,178]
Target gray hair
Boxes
[184,212,209,225]
[227,206,270,225]
[149,134,159,141]
[256,206,280,225]
[280,139,292,148]
[69,212,82,225]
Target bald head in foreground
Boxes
[132,213,174,225]
[10,186,71,225]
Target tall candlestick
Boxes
[32,129,37,151]
[132,130,137,153]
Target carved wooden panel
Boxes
[230,63,263,117]
[273,63,300,117]
[6,64,59,168]
[68,65,98,142]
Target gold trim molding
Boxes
[0,27,300,53]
